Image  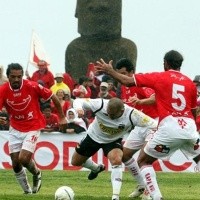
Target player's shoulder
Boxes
[23,79,38,87]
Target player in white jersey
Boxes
[71,97,157,200]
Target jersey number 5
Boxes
[171,83,186,111]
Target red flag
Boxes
[29,30,50,67]
[86,63,95,78]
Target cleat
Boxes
[141,189,152,200]
[88,164,105,180]
[23,190,32,195]
[32,170,42,193]
[128,185,145,198]
[112,194,119,200]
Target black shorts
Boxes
[75,134,123,157]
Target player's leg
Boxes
[137,148,162,200]
[8,128,32,194]
[104,139,123,200]
[10,151,32,194]
[193,154,200,171]
[71,135,105,180]
[137,118,177,200]
[20,130,41,193]
[123,127,152,198]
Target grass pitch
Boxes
[0,170,200,200]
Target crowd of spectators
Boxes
[0,60,200,134]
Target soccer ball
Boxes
[55,186,75,200]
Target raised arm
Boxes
[95,59,136,87]
[129,94,156,106]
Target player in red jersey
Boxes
[115,58,158,199]
[0,63,67,194]
[96,50,200,200]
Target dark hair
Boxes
[102,75,113,82]
[78,76,88,85]
[41,103,52,111]
[115,58,135,73]
[6,63,24,77]
[164,50,183,70]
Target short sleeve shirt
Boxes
[0,79,53,132]
[134,70,197,121]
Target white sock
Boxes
[195,160,200,172]
[111,165,123,196]
[82,158,99,172]
[140,165,162,199]
[15,168,32,193]
[124,157,145,186]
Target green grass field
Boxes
[1,170,200,200]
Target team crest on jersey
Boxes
[99,122,124,135]
[6,95,31,111]
[154,144,170,154]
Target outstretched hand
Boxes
[95,59,114,74]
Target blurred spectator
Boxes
[107,79,117,97]
[63,72,77,92]
[193,75,200,97]
[72,88,86,98]
[25,60,54,89]
[41,103,59,132]
[98,82,113,99]
[0,107,9,130]
[74,76,91,98]
[0,65,8,85]
[64,90,74,104]
[37,80,51,110]
[50,73,71,95]
[196,105,200,132]
[51,89,71,116]
[87,77,99,99]
[60,108,87,134]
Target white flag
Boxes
[29,30,50,67]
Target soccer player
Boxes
[71,97,157,200]
[96,50,200,200]
[115,58,158,199]
[0,63,67,194]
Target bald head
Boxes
[107,98,124,119]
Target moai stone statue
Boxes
[65,0,137,81]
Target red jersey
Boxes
[63,72,76,91]
[0,80,53,132]
[44,113,59,131]
[120,85,158,119]
[30,70,54,89]
[51,100,71,116]
[196,115,200,131]
[134,70,197,121]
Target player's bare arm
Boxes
[96,58,136,87]
[51,94,67,125]
[129,94,156,106]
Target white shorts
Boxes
[8,126,40,154]
[123,121,158,150]
[144,116,200,160]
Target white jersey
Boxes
[73,98,157,143]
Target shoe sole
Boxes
[88,165,105,180]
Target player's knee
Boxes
[71,154,83,166]
[110,156,122,166]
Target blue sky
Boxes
[0,0,200,79]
